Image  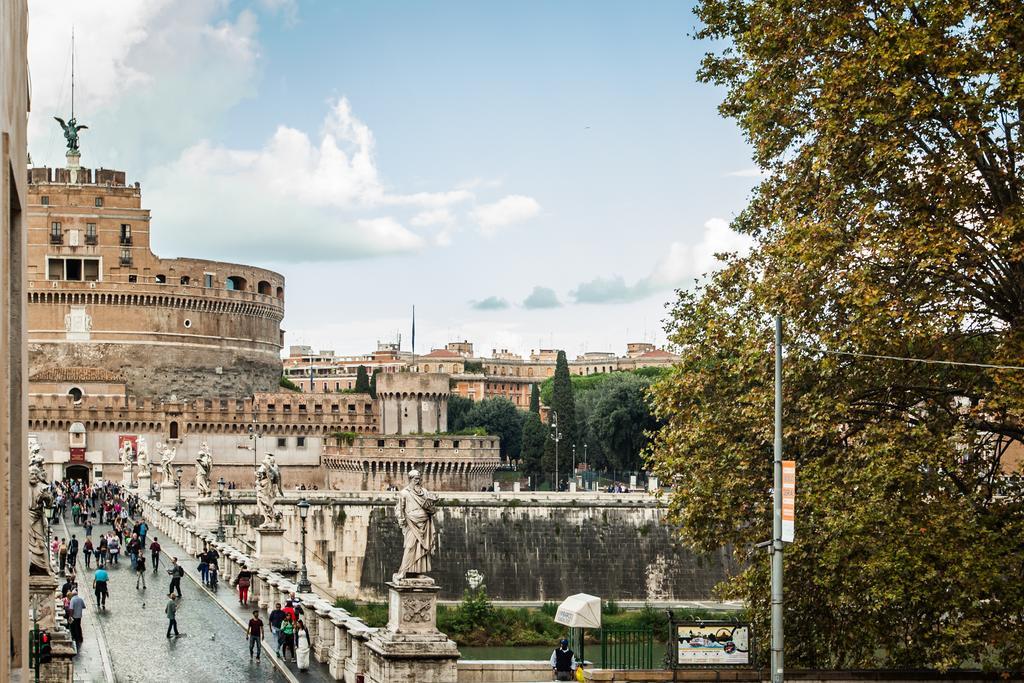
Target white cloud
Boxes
[572,217,754,304]
[146,98,528,262]
[28,1,260,170]
[522,286,562,309]
[472,195,541,235]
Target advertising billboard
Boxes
[676,623,750,665]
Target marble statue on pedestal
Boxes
[137,437,151,485]
[255,464,278,527]
[262,452,283,497]
[195,442,213,496]
[120,440,134,476]
[28,440,54,576]
[395,469,438,580]
[157,442,177,485]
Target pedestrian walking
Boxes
[83,537,93,569]
[295,619,311,671]
[92,567,109,610]
[96,535,108,568]
[68,590,86,651]
[234,568,253,605]
[108,535,119,565]
[58,538,68,574]
[149,537,161,572]
[280,617,296,662]
[165,594,180,638]
[268,603,285,655]
[67,535,79,571]
[197,549,209,586]
[246,610,264,661]
[135,553,147,589]
[167,558,184,598]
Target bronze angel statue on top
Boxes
[54,116,88,153]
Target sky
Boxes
[27,0,760,359]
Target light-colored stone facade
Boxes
[1,1,30,676]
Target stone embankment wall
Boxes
[226,492,737,602]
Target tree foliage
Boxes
[521,412,547,481]
[462,398,524,461]
[543,351,578,484]
[354,365,371,394]
[585,373,660,473]
[529,383,540,414]
[648,0,1024,670]
[447,395,475,432]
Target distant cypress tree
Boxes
[542,351,576,486]
[369,369,381,399]
[355,365,371,393]
[529,383,540,413]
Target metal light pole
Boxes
[572,444,576,484]
[550,411,561,492]
[216,477,226,541]
[771,315,785,683]
[175,466,183,515]
[296,498,312,593]
[249,419,261,471]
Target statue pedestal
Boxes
[195,498,220,529]
[365,579,459,683]
[138,472,151,495]
[121,468,133,487]
[255,526,286,562]
[29,574,59,629]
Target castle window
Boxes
[204,273,214,288]
[258,280,271,296]
[120,248,132,267]
[155,274,166,284]
[95,197,103,207]
[297,437,306,448]
[85,223,97,245]
[314,404,322,413]
[348,404,355,412]
[331,404,339,413]
[453,440,460,449]
[433,440,440,448]
[41,196,49,206]
[299,404,307,412]
[283,405,291,413]
[219,400,228,411]
[128,274,137,283]
[267,404,275,412]
[398,440,406,448]
[169,421,179,440]
[277,437,287,448]
[226,275,247,291]
[50,222,62,244]
[68,387,83,403]
[119,224,132,245]
[377,439,385,448]
[364,404,372,413]
[180,276,190,285]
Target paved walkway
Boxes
[60,515,288,683]
[144,525,336,683]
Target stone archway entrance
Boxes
[66,464,89,484]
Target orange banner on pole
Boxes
[781,460,796,542]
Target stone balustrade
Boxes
[139,497,378,682]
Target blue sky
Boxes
[28,0,759,358]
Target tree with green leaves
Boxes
[543,351,577,486]
[586,373,659,473]
[369,369,380,399]
[649,0,1024,670]
[447,395,475,432]
[354,365,371,393]
[528,383,540,414]
[462,398,524,461]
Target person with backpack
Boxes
[107,534,120,565]
[167,557,184,598]
[279,616,296,662]
[135,552,147,589]
[92,567,109,610]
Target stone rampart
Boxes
[221,492,737,603]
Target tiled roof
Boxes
[30,367,126,383]
[422,349,461,358]
[638,349,676,359]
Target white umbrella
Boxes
[554,594,602,629]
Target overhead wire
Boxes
[792,344,1024,372]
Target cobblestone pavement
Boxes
[63,516,288,683]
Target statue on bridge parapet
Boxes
[394,469,439,582]
[255,463,280,528]
[262,452,284,498]
[195,442,213,497]
[157,442,177,486]
[29,439,54,576]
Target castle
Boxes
[26,151,498,490]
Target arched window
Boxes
[226,276,247,291]
[258,280,272,295]
[68,387,83,403]
[170,421,179,439]
[276,286,284,300]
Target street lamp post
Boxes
[550,411,561,492]
[216,477,226,541]
[249,419,262,472]
[296,498,312,593]
[572,443,576,485]
[175,466,183,515]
